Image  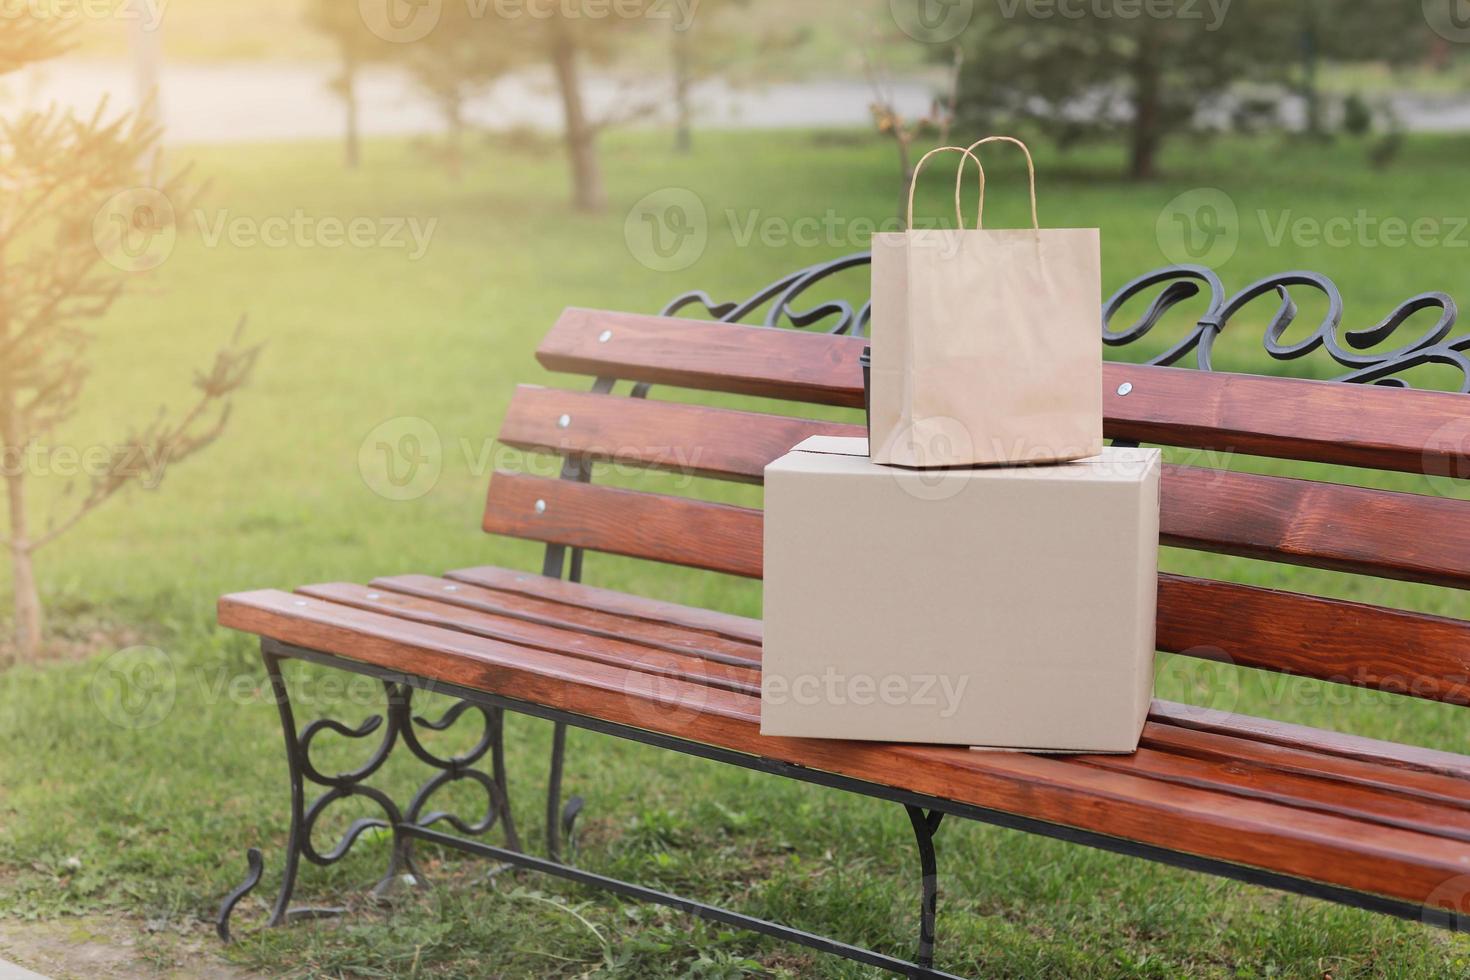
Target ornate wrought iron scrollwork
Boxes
[661,252,874,335]
[217,652,519,942]
[1103,265,1467,389]
[662,252,1470,392]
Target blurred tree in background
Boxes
[1296,0,1436,139]
[0,20,258,661]
[391,4,522,180]
[297,1,882,204]
[953,2,1300,179]
[306,0,389,169]
[330,1,694,210]
[867,43,962,225]
[669,0,809,154]
[949,0,1445,179]
[527,2,680,212]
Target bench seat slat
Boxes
[1151,700,1470,781]
[498,386,1470,590]
[537,309,1470,475]
[297,582,760,695]
[443,564,761,646]
[1080,747,1470,842]
[378,572,760,665]
[217,587,1470,909]
[1139,721,1470,809]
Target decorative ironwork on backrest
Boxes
[1104,266,1465,390]
[662,252,1470,392]
[660,253,873,336]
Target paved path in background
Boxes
[0,913,260,980]
[14,61,1470,148]
[0,957,50,979]
[11,60,937,145]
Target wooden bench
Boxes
[216,259,1470,977]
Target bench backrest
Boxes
[484,298,1470,712]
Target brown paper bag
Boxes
[870,137,1102,468]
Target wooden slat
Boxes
[218,588,1470,908]
[1104,364,1470,476]
[499,384,856,485]
[482,472,764,578]
[536,308,1470,475]
[441,565,761,647]
[1139,717,1470,808]
[373,573,759,666]
[1159,466,1470,590]
[221,589,756,734]
[1156,574,1470,705]
[495,386,1470,589]
[538,308,866,408]
[1079,746,1470,842]
[297,582,760,695]
[1151,699,1470,781]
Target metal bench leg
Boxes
[217,650,348,940]
[546,720,585,863]
[906,805,945,970]
[537,389,608,866]
[217,646,519,942]
[540,512,593,865]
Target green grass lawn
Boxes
[2,127,1469,977]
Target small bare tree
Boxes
[306,0,386,169]
[1,22,259,661]
[392,2,521,181]
[866,43,964,228]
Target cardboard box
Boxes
[761,438,1161,752]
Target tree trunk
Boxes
[6,536,41,662]
[1298,17,1323,140]
[1429,37,1451,73]
[1,416,41,660]
[672,28,692,154]
[896,141,914,229]
[1128,36,1162,180]
[130,12,163,172]
[343,48,361,169]
[549,23,605,213]
[442,90,465,181]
